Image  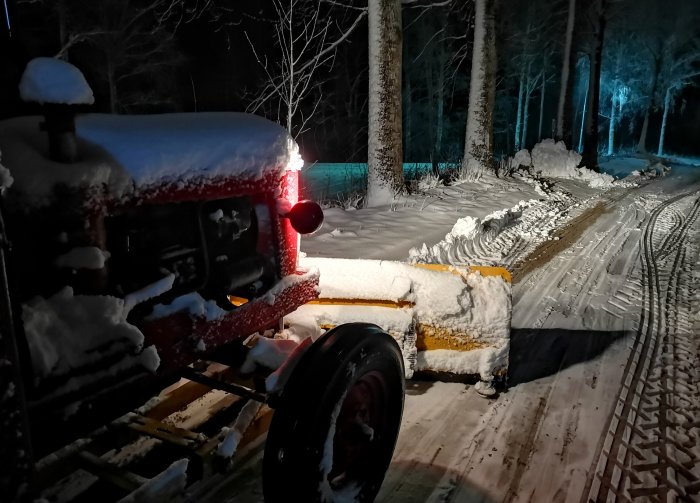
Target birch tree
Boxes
[245,0,367,137]
[656,50,700,156]
[462,0,496,180]
[537,49,556,142]
[600,31,645,155]
[628,0,699,154]
[367,0,403,206]
[653,7,700,156]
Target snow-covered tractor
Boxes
[0,101,405,501]
[1,58,512,503]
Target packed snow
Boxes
[19,57,94,106]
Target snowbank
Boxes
[529,139,624,188]
[0,112,301,206]
[408,195,574,267]
[531,139,581,176]
[19,57,94,106]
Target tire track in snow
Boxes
[583,191,700,502]
[510,187,639,284]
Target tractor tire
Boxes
[263,323,405,503]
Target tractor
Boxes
[0,106,405,502]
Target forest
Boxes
[1,0,699,181]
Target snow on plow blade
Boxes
[289,258,512,382]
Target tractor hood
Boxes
[0,112,301,207]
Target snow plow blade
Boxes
[289,258,512,383]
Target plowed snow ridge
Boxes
[408,191,581,268]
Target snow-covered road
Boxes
[379,179,700,502]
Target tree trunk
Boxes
[607,92,617,155]
[637,109,650,154]
[538,69,546,141]
[404,75,412,161]
[657,86,672,156]
[555,0,576,147]
[433,43,445,176]
[580,0,606,172]
[522,71,533,150]
[462,0,496,179]
[636,56,659,153]
[514,72,525,152]
[426,55,436,174]
[367,0,403,206]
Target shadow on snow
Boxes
[508,327,632,386]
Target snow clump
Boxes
[19,57,95,105]
[54,246,110,270]
[22,287,158,380]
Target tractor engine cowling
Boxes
[106,196,277,311]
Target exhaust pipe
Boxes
[40,103,77,163]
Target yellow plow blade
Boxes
[288,258,512,382]
[413,263,512,283]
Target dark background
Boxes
[1,0,698,163]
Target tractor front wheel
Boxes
[263,323,405,502]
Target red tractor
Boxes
[0,109,404,502]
